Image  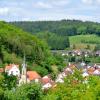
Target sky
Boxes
[0,0,100,22]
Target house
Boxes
[95,51,100,56]
[74,50,82,56]
[5,64,20,77]
[19,71,41,85]
[27,71,41,82]
[93,69,100,75]
[42,82,52,90]
[41,75,56,90]
[0,68,4,73]
[82,72,89,78]
[19,55,42,85]
[87,67,95,75]
[55,77,64,83]
[41,76,51,84]
[55,73,65,83]
[55,67,73,83]
[81,62,86,67]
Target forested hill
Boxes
[10,20,100,36]
[0,21,50,65]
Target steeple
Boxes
[19,53,30,85]
[22,53,26,75]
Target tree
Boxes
[94,44,100,51]
[3,73,17,90]
[4,83,43,100]
[0,74,5,99]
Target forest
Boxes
[10,20,100,50]
[10,20,100,36]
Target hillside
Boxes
[10,20,100,50]
[0,21,50,65]
[69,35,100,50]
[35,32,69,50]
[10,20,100,36]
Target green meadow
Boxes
[69,35,100,50]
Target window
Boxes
[11,71,13,75]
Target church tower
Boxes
[19,54,30,85]
[22,54,26,75]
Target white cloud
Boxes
[82,0,100,5]
[34,1,52,9]
[82,0,93,4]
[0,7,9,15]
[51,0,70,6]
[33,0,70,9]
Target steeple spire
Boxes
[19,53,28,85]
[22,53,26,75]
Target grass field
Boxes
[69,35,100,50]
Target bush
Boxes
[4,83,43,100]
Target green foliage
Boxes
[94,44,100,51]
[0,74,4,87]
[69,35,100,49]
[10,20,100,50]
[3,73,17,90]
[0,74,4,99]
[2,51,22,64]
[10,20,100,36]
[43,71,100,100]
[4,83,43,100]
[85,56,100,63]
[35,31,70,50]
[0,21,51,65]
[0,87,4,100]
[30,65,49,76]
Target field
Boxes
[69,35,100,50]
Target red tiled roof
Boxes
[27,71,41,81]
[5,65,12,71]
[5,64,19,71]
[41,76,51,84]
[87,67,95,75]
[0,68,4,73]
[69,64,76,70]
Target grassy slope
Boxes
[69,35,100,50]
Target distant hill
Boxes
[9,20,100,50]
[10,20,100,36]
[0,21,50,65]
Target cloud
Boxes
[0,0,100,22]
[33,0,70,9]
[50,0,70,6]
[82,0,100,5]
[34,1,52,9]
[81,0,93,4]
[0,7,9,15]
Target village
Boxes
[0,49,100,90]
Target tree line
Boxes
[10,20,100,36]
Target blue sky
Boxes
[0,0,100,22]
